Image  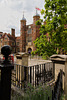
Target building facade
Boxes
[0,12,67,54]
[16,12,40,53]
[0,32,3,53]
[0,12,41,53]
[0,29,16,53]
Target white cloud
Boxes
[0,0,45,36]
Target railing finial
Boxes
[1,45,12,64]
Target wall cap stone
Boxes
[16,52,29,58]
[50,54,67,61]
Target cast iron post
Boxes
[0,45,14,100]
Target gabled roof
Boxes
[7,34,15,40]
[1,33,7,38]
[1,33,15,41]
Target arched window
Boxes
[27,28,32,34]
[26,37,32,42]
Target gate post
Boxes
[0,45,14,100]
[16,52,29,88]
[50,55,67,100]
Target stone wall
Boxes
[50,54,67,99]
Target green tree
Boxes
[33,0,67,59]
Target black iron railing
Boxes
[11,62,54,89]
[48,69,63,100]
[52,70,63,100]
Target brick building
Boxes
[0,11,67,54]
[0,12,41,53]
[0,29,16,53]
[16,12,40,53]
[0,32,3,52]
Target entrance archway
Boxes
[27,48,32,54]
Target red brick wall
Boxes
[20,20,26,52]
[11,28,15,37]
[1,15,41,53]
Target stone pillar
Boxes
[16,53,28,88]
[50,55,67,99]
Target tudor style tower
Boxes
[32,10,40,51]
[33,10,40,25]
[18,11,40,53]
[20,14,26,52]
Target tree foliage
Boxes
[33,0,67,59]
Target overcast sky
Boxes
[0,0,44,36]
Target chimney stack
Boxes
[11,28,15,37]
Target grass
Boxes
[11,83,66,100]
[24,83,53,100]
[60,92,65,100]
[60,93,67,100]
[11,83,53,100]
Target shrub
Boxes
[23,83,53,100]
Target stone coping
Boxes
[16,52,29,57]
[50,54,67,61]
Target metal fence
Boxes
[48,69,63,100]
[11,62,54,89]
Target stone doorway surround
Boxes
[26,45,33,53]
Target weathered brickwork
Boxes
[0,13,43,53]
[0,32,3,52]
[17,13,41,53]
[0,29,16,53]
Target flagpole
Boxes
[23,11,24,18]
[36,9,37,15]
[35,7,41,11]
